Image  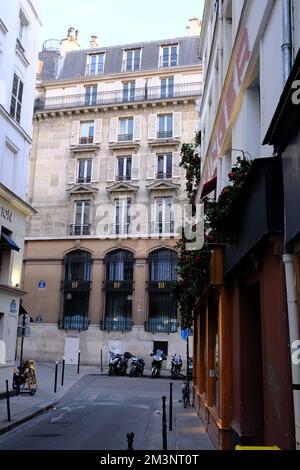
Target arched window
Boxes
[62,250,92,330]
[147,249,178,333]
[102,249,134,332]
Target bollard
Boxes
[5,380,11,422]
[162,395,168,450]
[61,357,65,387]
[77,350,81,374]
[100,349,103,374]
[127,432,134,450]
[169,382,173,431]
[54,361,58,393]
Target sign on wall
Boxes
[38,280,46,289]
[10,299,17,313]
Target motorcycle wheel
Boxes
[108,367,113,376]
[151,367,157,378]
[129,368,134,377]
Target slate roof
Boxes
[39,36,201,82]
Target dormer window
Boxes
[123,49,141,71]
[86,53,105,75]
[160,45,178,68]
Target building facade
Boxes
[22,22,202,368]
[193,0,299,450]
[0,1,42,392]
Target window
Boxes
[86,53,105,75]
[123,81,136,102]
[85,85,97,106]
[103,250,134,331]
[0,142,17,190]
[157,154,172,179]
[117,156,132,181]
[115,198,131,235]
[123,49,141,71]
[10,73,23,123]
[78,159,92,183]
[80,121,94,144]
[160,45,178,67]
[119,117,133,141]
[161,77,174,98]
[17,9,29,52]
[157,114,173,139]
[154,197,174,234]
[70,201,90,235]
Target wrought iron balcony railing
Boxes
[69,224,91,236]
[144,318,178,333]
[118,134,133,142]
[159,55,178,68]
[122,59,141,72]
[151,222,175,234]
[59,316,89,331]
[157,131,173,139]
[156,172,173,179]
[79,136,94,145]
[101,318,133,332]
[34,82,202,112]
[112,223,131,235]
[85,63,105,76]
[77,176,91,184]
[115,175,132,182]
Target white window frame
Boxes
[157,114,173,139]
[157,154,172,179]
[122,81,136,102]
[77,159,92,183]
[160,44,178,68]
[117,156,132,181]
[80,121,94,144]
[84,85,98,106]
[123,49,141,71]
[74,200,90,228]
[154,197,174,234]
[86,53,105,75]
[118,117,134,141]
[10,73,23,123]
[115,198,132,234]
[160,77,174,98]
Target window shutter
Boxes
[94,119,102,144]
[131,154,140,180]
[174,74,182,97]
[67,159,77,184]
[146,153,156,180]
[148,114,156,140]
[173,112,181,138]
[133,115,142,141]
[91,157,100,182]
[172,152,181,178]
[107,156,116,182]
[109,117,118,143]
[70,121,80,146]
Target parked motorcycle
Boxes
[12,361,37,395]
[129,356,145,377]
[170,354,183,379]
[150,349,167,378]
[108,351,132,376]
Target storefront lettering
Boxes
[201,27,251,189]
[0,206,12,223]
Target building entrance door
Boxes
[64,337,80,365]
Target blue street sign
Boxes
[180,328,189,341]
[38,280,46,289]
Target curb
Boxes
[0,401,58,437]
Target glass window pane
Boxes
[83,203,90,225]
[86,160,92,178]
[75,202,82,225]
[119,119,126,135]
[128,118,133,136]
[167,115,173,132]
[126,158,132,178]
[166,155,172,175]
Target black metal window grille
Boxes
[146,249,178,333]
[62,250,92,330]
[102,249,134,331]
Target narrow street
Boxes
[0,375,214,451]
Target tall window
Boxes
[123,81,136,102]
[158,114,173,139]
[161,77,174,98]
[154,197,174,234]
[115,198,131,235]
[62,250,92,330]
[147,249,178,333]
[119,117,133,141]
[157,154,172,179]
[80,121,94,144]
[86,53,105,75]
[10,74,23,123]
[123,49,141,71]
[85,85,97,106]
[70,201,90,235]
[103,250,134,331]
[160,45,178,67]
[117,156,132,181]
[78,159,92,183]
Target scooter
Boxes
[12,361,37,395]
[108,351,132,376]
[150,349,167,378]
[170,354,183,379]
[129,356,145,377]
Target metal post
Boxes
[100,349,103,374]
[77,350,81,374]
[127,432,134,450]
[186,335,190,406]
[54,361,58,393]
[5,380,11,422]
[17,313,26,396]
[169,382,173,431]
[162,395,167,450]
[61,357,65,386]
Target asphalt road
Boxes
[0,374,183,450]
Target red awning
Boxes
[201,176,217,198]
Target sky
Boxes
[40,0,205,49]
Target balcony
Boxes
[156,172,172,180]
[118,134,133,142]
[121,59,141,72]
[145,318,178,333]
[34,82,202,112]
[79,136,94,145]
[101,318,133,332]
[151,222,175,235]
[85,63,105,76]
[112,223,131,235]
[69,224,91,236]
[157,131,173,139]
[159,55,178,68]
[77,177,91,184]
[59,316,89,331]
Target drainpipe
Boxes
[282,0,293,84]
[282,255,300,449]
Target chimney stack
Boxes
[90,35,99,49]
[60,27,81,53]
[186,17,201,36]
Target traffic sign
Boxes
[180,328,189,341]
[18,313,30,326]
